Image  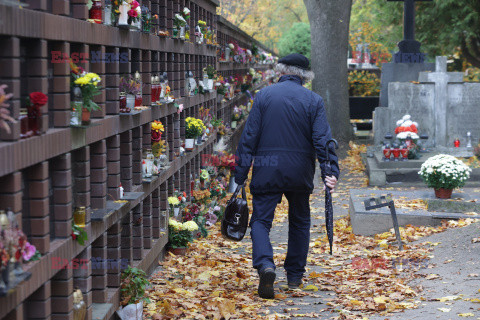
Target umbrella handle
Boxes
[325,139,338,162]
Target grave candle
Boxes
[89,0,103,24]
[454,139,460,148]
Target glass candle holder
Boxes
[89,0,103,24]
[73,207,86,228]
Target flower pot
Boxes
[196,136,203,145]
[434,188,453,199]
[116,301,143,320]
[231,121,237,129]
[81,108,91,125]
[126,94,135,110]
[168,247,187,256]
[117,3,129,26]
[172,27,179,39]
[185,138,195,151]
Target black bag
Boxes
[221,185,250,241]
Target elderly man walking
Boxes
[234,53,340,299]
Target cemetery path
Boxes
[146,144,480,320]
[369,221,480,320]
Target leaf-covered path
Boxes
[145,145,480,319]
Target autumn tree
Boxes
[217,0,308,51]
[303,0,354,142]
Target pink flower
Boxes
[130,0,139,9]
[177,104,184,114]
[22,242,36,261]
[128,9,138,18]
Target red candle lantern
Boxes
[135,94,142,107]
[89,0,103,24]
[400,149,409,160]
[383,148,391,161]
[392,148,401,161]
[454,139,460,148]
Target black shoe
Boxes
[287,280,302,290]
[258,268,276,299]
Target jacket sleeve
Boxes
[312,98,340,179]
[234,92,263,185]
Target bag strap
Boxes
[228,184,246,204]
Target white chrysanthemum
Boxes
[403,120,413,127]
[403,115,411,120]
[396,120,403,126]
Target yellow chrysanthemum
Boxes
[74,77,90,86]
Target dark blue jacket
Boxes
[234,75,340,194]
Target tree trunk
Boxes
[303,0,354,142]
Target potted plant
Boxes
[168,219,198,255]
[117,266,150,320]
[185,117,205,150]
[418,154,472,199]
[70,61,102,125]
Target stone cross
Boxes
[387,0,433,63]
[418,57,464,147]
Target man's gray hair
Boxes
[275,63,315,83]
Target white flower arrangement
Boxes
[174,14,187,27]
[418,154,471,190]
[396,131,419,140]
[183,7,190,16]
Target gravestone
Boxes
[380,0,435,108]
[374,56,480,149]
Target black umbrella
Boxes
[323,139,338,255]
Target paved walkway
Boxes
[148,148,480,319]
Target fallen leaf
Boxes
[303,285,318,292]
[437,307,451,312]
[426,274,440,280]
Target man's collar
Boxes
[278,75,303,85]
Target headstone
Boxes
[379,62,435,108]
[374,56,480,148]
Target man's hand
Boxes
[323,176,338,193]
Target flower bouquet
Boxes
[70,61,101,125]
[25,92,48,136]
[173,13,187,39]
[0,85,15,135]
[168,196,181,218]
[0,210,37,296]
[418,154,472,199]
[195,20,207,44]
[119,75,141,112]
[115,0,141,27]
[182,7,190,40]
